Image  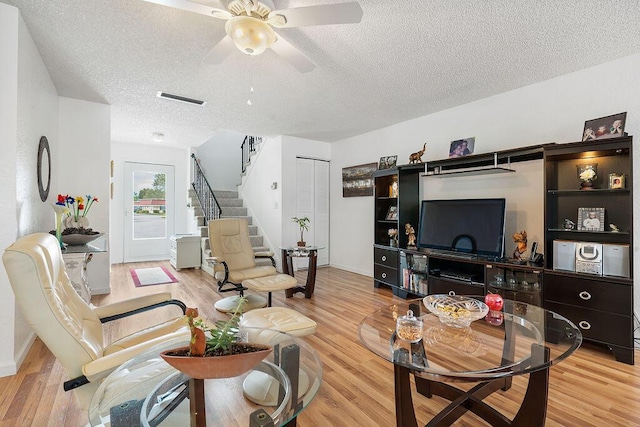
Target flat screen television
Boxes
[417,198,506,259]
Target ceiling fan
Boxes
[143,0,364,72]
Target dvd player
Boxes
[440,270,476,282]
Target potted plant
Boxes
[160,297,272,379]
[292,216,310,247]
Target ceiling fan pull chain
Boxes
[247,57,254,106]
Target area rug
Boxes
[130,267,178,287]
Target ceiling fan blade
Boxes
[267,2,363,28]
[142,0,228,18]
[203,35,236,64]
[270,34,315,73]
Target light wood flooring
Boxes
[1,262,640,426]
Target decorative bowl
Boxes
[423,295,489,328]
[61,232,103,246]
[160,344,272,379]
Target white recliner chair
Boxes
[2,233,191,410]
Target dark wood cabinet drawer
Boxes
[544,273,632,315]
[545,301,633,348]
[374,247,398,267]
[428,277,484,297]
[374,264,398,286]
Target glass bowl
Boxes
[423,294,489,328]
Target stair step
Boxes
[214,190,238,199]
[249,235,263,247]
[223,215,252,225]
[218,198,243,208]
[221,207,247,217]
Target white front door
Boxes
[123,162,175,262]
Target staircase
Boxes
[189,137,272,277]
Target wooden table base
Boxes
[394,345,551,427]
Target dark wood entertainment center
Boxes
[373,136,634,364]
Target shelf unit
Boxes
[424,143,550,177]
[373,164,421,296]
[543,136,634,364]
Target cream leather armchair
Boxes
[2,233,191,410]
[207,218,278,311]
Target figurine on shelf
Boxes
[610,223,620,232]
[512,230,527,260]
[563,219,576,230]
[405,223,416,247]
[408,143,426,164]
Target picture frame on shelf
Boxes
[378,155,397,170]
[385,205,398,220]
[449,137,475,158]
[577,207,605,231]
[582,112,626,141]
[609,173,625,189]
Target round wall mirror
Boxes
[37,136,51,202]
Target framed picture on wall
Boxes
[342,162,378,197]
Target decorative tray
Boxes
[423,294,488,328]
[61,233,103,246]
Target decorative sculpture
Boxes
[405,223,416,247]
[408,143,426,164]
[512,231,527,260]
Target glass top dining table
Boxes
[88,329,323,427]
[358,298,582,426]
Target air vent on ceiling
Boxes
[157,91,207,106]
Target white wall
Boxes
[330,52,640,315]
[58,97,111,294]
[238,136,284,267]
[195,131,244,191]
[0,3,20,378]
[111,142,191,263]
[238,136,332,270]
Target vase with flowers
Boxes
[577,164,598,190]
[388,228,398,247]
[50,194,101,245]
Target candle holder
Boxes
[577,163,597,190]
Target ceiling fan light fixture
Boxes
[225,16,276,56]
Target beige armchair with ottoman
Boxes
[207,218,297,312]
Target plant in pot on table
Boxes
[160,297,272,379]
[292,216,310,247]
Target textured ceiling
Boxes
[4,0,640,147]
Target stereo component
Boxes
[553,240,577,272]
[602,244,630,278]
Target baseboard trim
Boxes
[328,263,371,278]
[0,332,36,377]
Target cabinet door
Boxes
[544,301,632,347]
[544,272,632,315]
[374,264,398,286]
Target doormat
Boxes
[130,267,178,287]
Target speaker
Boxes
[603,244,630,278]
[553,240,576,272]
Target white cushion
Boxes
[243,369,310,406]
[239,307,317,337]
[242,274,297,292]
